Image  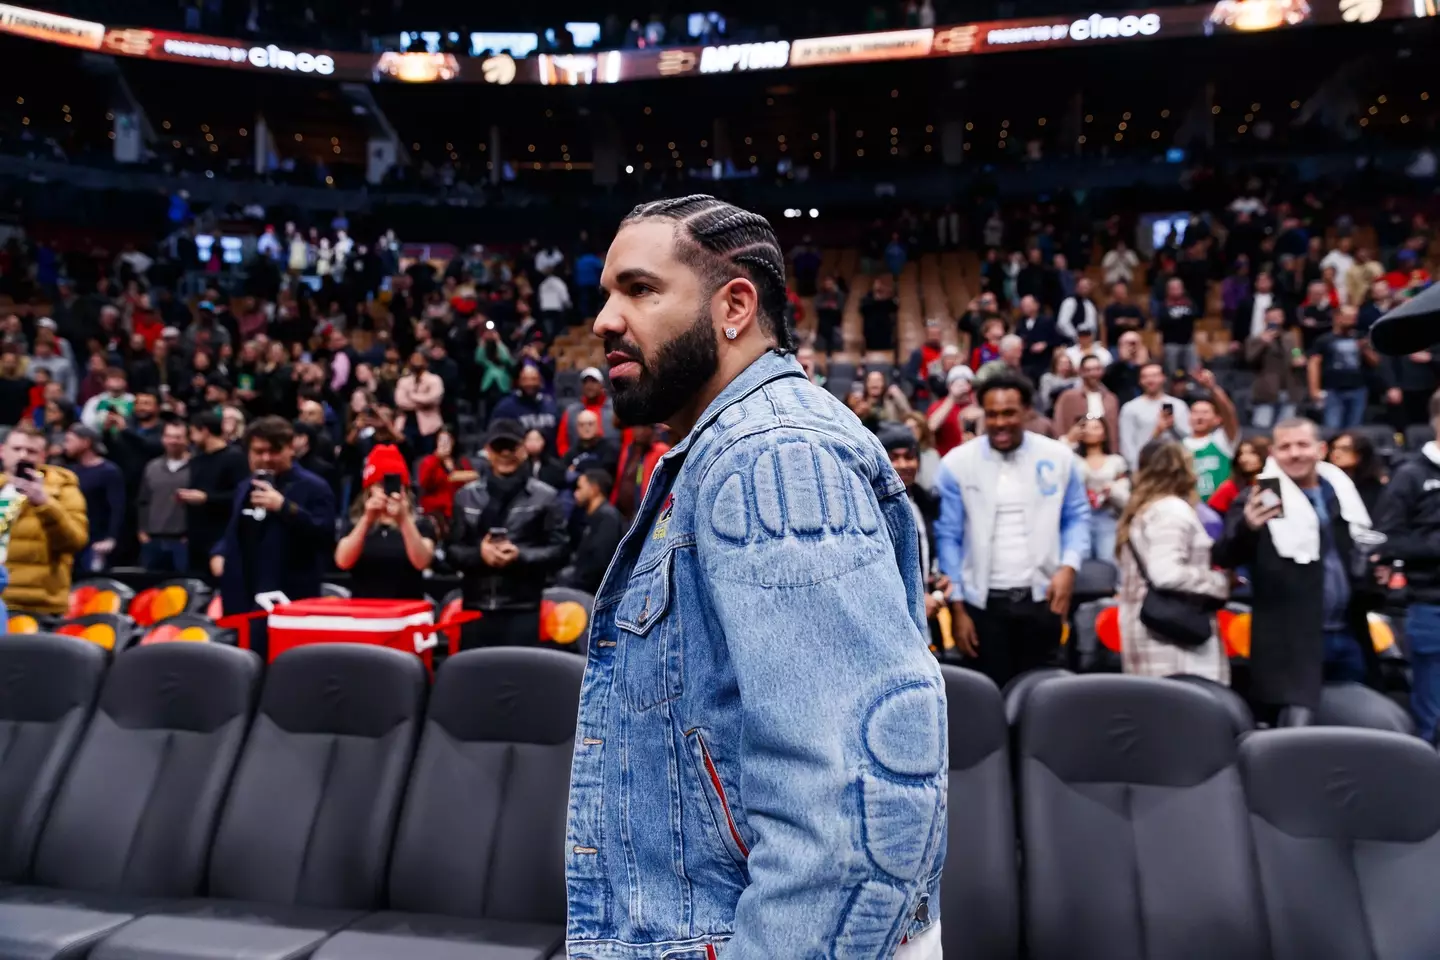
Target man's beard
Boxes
[607,309,718,426]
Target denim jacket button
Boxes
[914,898,929,923]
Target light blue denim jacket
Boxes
[565,351,947,960]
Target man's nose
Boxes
[593,299,625,341]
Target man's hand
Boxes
[1048,565,1076,616]
[175,488,207,505]
[1153,408,1175,437]
[950,603,978,657]
[93,538,116,556]
[15,475,47,506]
[1243,492,1282,531]
[1386,387,1403,405]
[1228,340,1241,353]
[481,535,516,568]
[137,531,151,544]
[1193,367,1216,390]
[1030,341,1047,354]
[210,554,224,577]
[1411,351,1433,364]
[249,480,284,512]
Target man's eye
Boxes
[630,283,653,297]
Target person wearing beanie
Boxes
[448,417,568,647]
[334,444,435,601]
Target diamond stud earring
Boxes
[724,327,738,340]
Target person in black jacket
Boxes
[1372,394,1440,742]
[211,416,337,614]
[180,410,249,574]
[1212,418,1381,726]
[449,418,569,648]
[557,469,624,594]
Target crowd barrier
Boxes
[0,637,1437,959]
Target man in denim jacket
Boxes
[565,196,947,959]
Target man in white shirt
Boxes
[1320,236,1356,288]
[535,244,565,275]
[1056,276,1099,343]
[934,372,1091,686]
[1232,270,1277,348]
[1102,241,1140,287]
[537,271,573,337]
[1118,361,1191,468]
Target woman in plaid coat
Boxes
[1115,441,1232,682]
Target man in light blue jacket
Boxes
[566,196,946,959]
[935,371,1091,687]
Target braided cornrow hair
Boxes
[623,194,796,352]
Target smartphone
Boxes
[383,474,403,497]
[1256,476,1285,518]
[1161,402,1174,416]
[850,382,864,397]
[15,460,35,481]
[487,526,510,541]
[253,470,274,487]
[962,418,978,434]
[485,320,496,331]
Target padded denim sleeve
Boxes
[696,429,946,960]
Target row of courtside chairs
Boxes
[1,634,1438,959]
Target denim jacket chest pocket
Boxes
[614,547,684,710]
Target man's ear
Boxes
[716,276,760,338]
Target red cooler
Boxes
[222,597,479,671]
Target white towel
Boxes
[1261,458,1372,565]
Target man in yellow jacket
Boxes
[0,422,89,617]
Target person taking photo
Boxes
[0,422,88,617]
[335,445,435,601]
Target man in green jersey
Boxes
[1182,368,1241,499]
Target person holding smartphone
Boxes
[334,445,435,601]
[1213,417,1382,726]
[210,416,337,615]
[448,418,568,648]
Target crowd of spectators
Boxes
[0,216,636,648]
[807,187,1437,736]
[0,177,1438,729]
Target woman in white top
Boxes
[1115,440,1231,682]
[1072,416,1129,561]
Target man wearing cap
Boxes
[448,418,569,647]
[62,424,124,573]
[183,303,231,359]
[556,367,615,459]
[926,364,981,455]
[879,424,949,631]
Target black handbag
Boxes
[1127,539,1224,650]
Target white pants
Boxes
[894,922,943,959]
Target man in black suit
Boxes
[1231,271,1282,355]
[1016,294,1063,382]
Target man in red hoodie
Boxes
[556,367,615,458]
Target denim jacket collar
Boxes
[664,350,805,459]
